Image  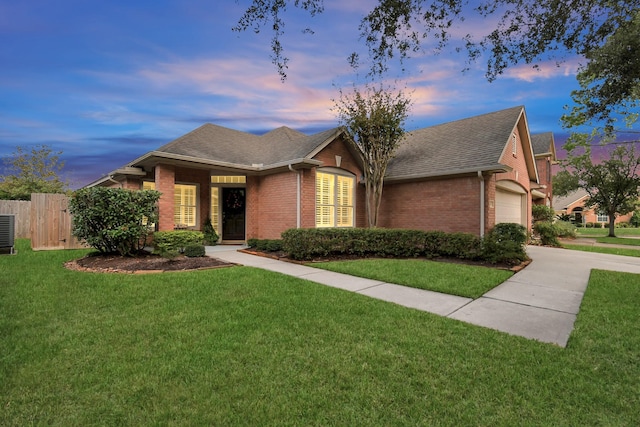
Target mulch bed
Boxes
[65,250,235,274]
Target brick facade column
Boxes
[155,164,175,231]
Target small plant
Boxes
[154,230,204,259]
[532,205,555,223]
[202,217,219,245]
[533,221,560,246]
[184,244,206,257]
[631,210,640,227]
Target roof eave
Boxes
[384,164,511,183]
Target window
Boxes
[141,181,156,228]
[211,187,220,233]
[316,170,355,227]
[211,176,246,184]
[174,184,197,227]
[512,134,517,156]
[597,214,609,223]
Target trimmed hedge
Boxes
[280,226,526,265]
[154,230,204,259]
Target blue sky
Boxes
[0,0,603,188]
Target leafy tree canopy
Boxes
[558,144,640,237]
[333,84,411,227]
[0,145,68,200]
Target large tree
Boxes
[333,84,411,227]
[234,0,638,126]
[0,145,68,200]
[557,144,640,237]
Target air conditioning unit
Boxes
[0,214,15,254]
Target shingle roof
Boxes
[153,123,341,167]
[530,132,554,156]
[553,189,589,210]
[386,106,525,179]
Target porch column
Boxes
[155,164,175,231]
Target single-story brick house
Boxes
[553,189,634,226]
[88,105,549,242]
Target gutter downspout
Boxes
[478,171,485,237]
[288,164,301,228]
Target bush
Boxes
[533,221,560,246]
[554,221,577,238]
[247,239,283,252]
[154,230,204,259]
[69,187,161,256]
[532,205,555,222]
[202,217,219,245]
[631,210,640,227]
[575,222,584,227]
[586,222,594,228]
[482,223,528,264]
[184,244,206,257]
[281,228,507,263]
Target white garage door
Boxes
[495,189,524,225]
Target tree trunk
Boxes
[607,212,616,237]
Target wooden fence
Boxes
[30,193,87,250]
[0,200,31,238]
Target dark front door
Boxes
[222,188,246,240]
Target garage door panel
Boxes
[496,190,524,225]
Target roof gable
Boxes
[531,132,557,160]
[386,106,537,181]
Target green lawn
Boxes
[310,258,513,298]
[595,236,640,246]
[562,244,640,257]
[2,240,640,425]
[577,227,640,237]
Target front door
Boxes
[222,188,246,241]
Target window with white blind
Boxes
[210,187,220,233]
[597,213,609,223]
[174,184,197,227]
[316,170,355,227]
[141,181,156,228]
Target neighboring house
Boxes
[553,189,634,225]
[530,132,556,207]
[88,105,544,242]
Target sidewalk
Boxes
[206,245,640,347]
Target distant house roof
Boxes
[553,189,590,211]
[530,132,557,160]
[385,105,538,182]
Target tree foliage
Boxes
[0,145,68,200]
[234,0,638,127]
[333,84,411,227]
[558,145,640,237]
[69,187,161,256]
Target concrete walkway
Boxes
[206,245,640,347]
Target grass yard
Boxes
[309,259,513,298]
[577,227,640,237]
[595,236,640,246]
[561,243,640,257]
[2,240,640,425]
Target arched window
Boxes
[315,168,355,228]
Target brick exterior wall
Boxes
[155,164,175,231]
[378,175,485,235]
[495,129,533,230]
[246,172,298,240]
[534,155,553,207]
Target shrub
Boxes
[184,244,206,257]
[202,217,219,245]
[586,222,594,228]
[554,221,577,238]
[533,221,560,246]
[247,238,258,248]
[247,239,283,252]
[575,222,584,227]
[281,228,500,263]
[482,223,528,264]
[69,187,161,256]
[154,230,204,259]
[532,205,555,222]
[631,210,640,227]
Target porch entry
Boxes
[221,188,245,240]
[211,176,246,241]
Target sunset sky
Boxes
[0,0,618,187]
